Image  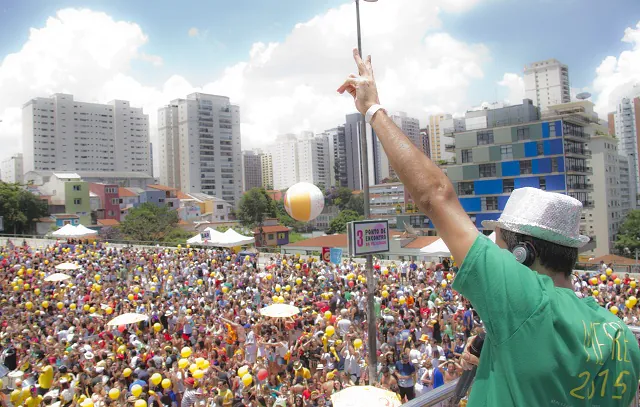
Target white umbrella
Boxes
[55,262,81,271]
[44,273,72,282]
[74,225,98,237]
[259,304,300,318]
[51,224,78,238]
[106,313,148,326]
[331,386,401,407]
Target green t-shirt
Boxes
[453,234,640,407]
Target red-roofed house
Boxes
[253,220,290,247]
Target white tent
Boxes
[421,232,496,256]
[217,229,255,247]
[52,224,79,238]
[74,225,98,237]
[186,227,225,245]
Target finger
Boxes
[353,48,366,75]
[337,77,359,94]
[366,55,374,79]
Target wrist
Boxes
[365,104,386,124]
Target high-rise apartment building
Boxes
[428,114,460,163]
[266,133,331,190]
[242,150,263,191]
[464,100,539,131]
[420,128,430,158]
[260,153,274,190]
[158,93,242,206]
[524,59,571,112]
[610,94,640,208]
[22,94,150,175]
[319,126,346,188]
[0,153,24,184]
[584,134,632,256]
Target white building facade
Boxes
[428,113,458,163]
[267,133,331,190]
[524,59,571,112]
[158,93,243,206]
[0,153,24,184]
[610,95,640,207]
[22,94,150,175]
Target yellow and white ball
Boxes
[284,182,324,222]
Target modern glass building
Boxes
[442,115,593,232]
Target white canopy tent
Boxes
[421,232,496,257]
[217,229,255,247]
[74,225,98,237]
[186,227,255,247]
[51,224,79,238]
[186,228,225,245]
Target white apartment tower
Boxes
[524,59,571,112]
[610,93,640,208]
[22,94,150,174]
[267,133,332,190]
[260,153,274,190]
[158,93,242,206]
[428,113,461,162]
[0,153,24,184]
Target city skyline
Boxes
[0,1,640,173]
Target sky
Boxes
[1,0,640,170]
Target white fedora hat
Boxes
[482,187,590,248]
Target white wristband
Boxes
[365,104,386,124]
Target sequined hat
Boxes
[481,187,590,248]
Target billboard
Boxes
[348,220,390,256]
[322,247,331,262]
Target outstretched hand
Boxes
[337,48,381,116]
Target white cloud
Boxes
[592,21,640,117]
[188,27,199,37]
[497,73,525,104]
[0,1,487,171]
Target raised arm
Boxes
[337,49,478,263]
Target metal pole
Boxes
[356,0,378,385]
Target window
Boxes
[516,127,530,141]
[111,198,119,205]
[268,233,274,240]
[73,198,82,205]
[551,158,559,172]
[277,232,286,240]
[479,164,496,178]
[520,160,532,174]
[501,145,513,160]
[457,182,474,196]
[484,197,498,211]
[108,210,114,216]
[539,178,546,190]
[461,149,473,163]
[477,130,494,145]
[73,185,81,191]
[503,179,514,193]
[217,204,224,210]
[537,142,544,156]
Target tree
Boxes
[119,202,179,242]
[98,226,123,241]
[346,193,364,216]
[615,210,640,255]
[0,182,48,234]
[327,210,363,234]
[237,188,277,227]
[161,228,195,245]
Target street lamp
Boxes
[355,0,378,385]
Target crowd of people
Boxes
[0,238,638,407]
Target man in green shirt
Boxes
[338,49,640,406]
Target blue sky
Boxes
[0,0,639,160]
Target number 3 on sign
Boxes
[570,369,630,400]
[356,230,363,247]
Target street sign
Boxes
[322,247,331,262]
[347,220,390,256]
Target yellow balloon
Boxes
[106,307,113,315]
[82,400,94,407]
[201,359,210,369]
[42,301,49,309]
[626,300,633,309]
[196,358,206,369]
[241,373,253,387]
[275,284,281,293]
[296,278,302,285]
[161,379,172,389]
[23,283,30,290]
[285,285,291,292]
[593,290,599,296]
[128,294,134,301]
[181,347,192,358]
[94,274,101,281]
[108,388,120,400]
[150,373,162,386]
[238,365,249,378]
[123,368,132,378]
[600,274,607,282]
[630,296,638,306]
[266,273,273,280]
[70,303,76,310]
[610,306,619,315]
[189,364,198,374]
[441,280,448,288]
[133,287,140,294]
[381,290,389,298]
[57,302,64,310]
[193,370,204,380]
[34,288,41,295]
[26,301,33,310]
[399,296,406,305]
[197,279,203,286]
[353,338,363,349]
[631,280,637,288]
[614,278,621,285]
[282,259,287,266]
[295,264,301,270]
[222,286,229,294]
[324,311,332,320]
[277,296,284,303]
[178,359,189,369]
[606,268,613,276]
[325,326,335,337]
[135,400,147,407]
[89,306,96,313]
[131,384,142,398]
[118,345,127,354]
[13,286,19,292]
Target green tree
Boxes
[237,188,277,227]
[333,187,355,210]
[615,210,640,255]
[161,228,195,245]
[0,182,48,234]
[119,202,179,241]
[346,193,364,216]
[327,210,363,234]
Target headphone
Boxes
[511,241,537,267]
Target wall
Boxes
[64,182,91,225]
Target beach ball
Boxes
[283,182,325,222]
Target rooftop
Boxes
[53,172,81,180]
[118,188,138,198]
[147,184,177,192]
[254,225,291,234]
[97,219,120,227]
[402,236,440,249]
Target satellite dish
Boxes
[576,92,592,100]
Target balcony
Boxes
[564,147,592,157]
[582,200,595,208]
[565,165,593,175]
[567,183,594,191]
[445,143,456,152]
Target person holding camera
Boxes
[339,48,640,406]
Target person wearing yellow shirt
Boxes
[37,365,53,396]
[25,388,43,407]
[216,380,233,407]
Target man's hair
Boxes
[500,229,577,277]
